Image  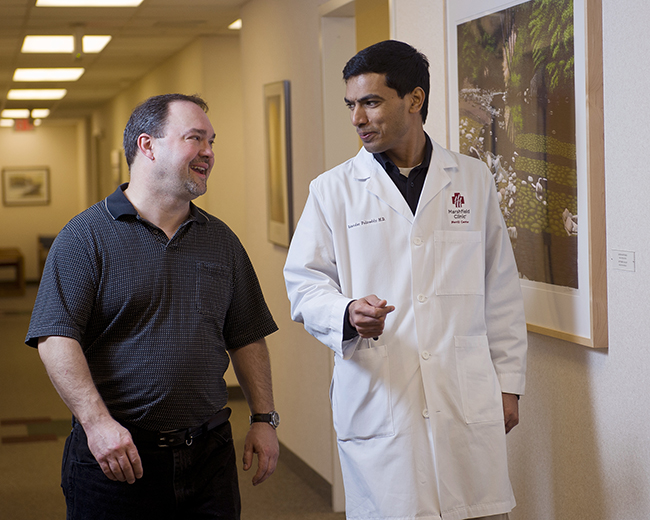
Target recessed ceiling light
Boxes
[14,68,85,82]
[2,109,31,119]
[7,89,67,100]
[36,0,143,6]
[228,19,242,30]
[31,109,51,119]
[83,36,112,53]
[1,119,16,128]
[22,35,112,54]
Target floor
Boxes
[0,284,346,520]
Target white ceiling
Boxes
[0,0,246,119]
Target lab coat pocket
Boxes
[454,335,503,424]
[330,343,395,441]
[433,230,484,295]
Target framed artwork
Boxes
[264,80,294,248]
[2,167,50,206]
[446,0,607,348]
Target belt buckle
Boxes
[157,429,184,448]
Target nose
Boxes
[201,140,214,159]
[350,104,367,127]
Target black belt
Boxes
[127,407,232,448]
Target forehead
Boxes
[345,72,396,100]
[166,100,214,133]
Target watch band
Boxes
[249,411,280,429]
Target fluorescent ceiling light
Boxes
[32,109,51,119]
[1,119,15,128]
[36,0,143,6]
[2,109,31,119]
[83,35,112,53]
[22,35,112,53]
[228,19,242,30]
[8,89,67,100]
[14,68,85,82]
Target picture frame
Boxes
[446,0,607,348]
[2,167,51,206]
[264,80,294,248]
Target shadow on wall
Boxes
[508,333,608,520]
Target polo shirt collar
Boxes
[105,183,208,223]
[372,133,433,175]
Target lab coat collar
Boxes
[352,138,456,223]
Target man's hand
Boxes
[502,393,519,434]
[348,295,395,338]
[242,422,279,485]
[85,418,143,484]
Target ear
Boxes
[137,133,155,161]
[408,87,426,116]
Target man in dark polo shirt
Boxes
[26,93,279,520]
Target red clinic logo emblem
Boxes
[452,192,465,208]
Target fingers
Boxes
[349,296,395,338]
[242,424,279,486]
[86,422,143,484]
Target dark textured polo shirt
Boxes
[372,133,433,214]
[26,184,278,431]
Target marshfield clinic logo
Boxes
[452,192,465,208]
[449,192,470,224]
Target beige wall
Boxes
[0,119,87,280]
[239,0,337,487]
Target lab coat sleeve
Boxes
[482,164,528,396]
[284,181,362,359]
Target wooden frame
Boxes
[264,80,293,248]
[2,167,50,206]
[446,0,607,348]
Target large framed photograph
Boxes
[2,167,51,206]
[264,80,293,248]
[447,0,607,348]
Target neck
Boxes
[384,129,427,168]
[124,181,191,239]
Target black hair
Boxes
[342,40,430,123]
[122,93,209,167]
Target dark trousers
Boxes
[61,420,241,520]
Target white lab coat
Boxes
[284,140,527,520]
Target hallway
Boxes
[0,285,345,520]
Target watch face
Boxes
[270,411,280,428]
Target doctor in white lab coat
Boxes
[284,41,527,520]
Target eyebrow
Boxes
[187,128,216,139]
[344,93,384,104]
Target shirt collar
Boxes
[372,133,433,176]
[104,183,208,224]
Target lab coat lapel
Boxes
[415,140,455,215]
[354,148,413,223]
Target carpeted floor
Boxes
[0,284,345,520]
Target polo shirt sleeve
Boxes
[222,238,278,350]
[25,226,98,348]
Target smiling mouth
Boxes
[190,164,208,176]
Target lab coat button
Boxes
[421,351,430,360]
[417,294,427,303]
[422,409,430,418]
[413,237,422,246]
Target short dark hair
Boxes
[343,40,430,123]
[123,93,209,167]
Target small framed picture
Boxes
[2,167,50,206]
